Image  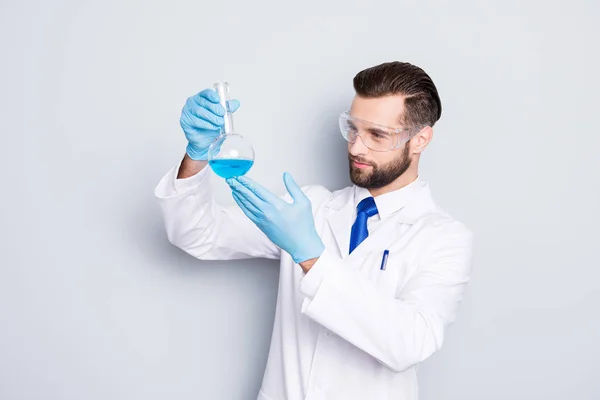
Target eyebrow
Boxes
[366,127,391,136]
[348,120,392,136]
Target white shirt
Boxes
[156,164,473,400]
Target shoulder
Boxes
[411,182,473,242]
[300,184,339,205]
[279,183,337,204]
[302,184,353,201]
[421,198,473,251]
[300,184,335,198]
[297,184,353,213]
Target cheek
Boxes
[374,148,408,169]
[373,153,395,167]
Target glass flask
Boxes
[207,82,255,179]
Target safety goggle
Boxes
[338,111,419,152]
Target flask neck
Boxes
[213,82,234,134]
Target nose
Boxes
[348,135,370,157]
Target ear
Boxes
[410,126,433,154]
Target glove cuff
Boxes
[292,240,325,264]
[186,143,209,161]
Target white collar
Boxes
[353,176,425,220]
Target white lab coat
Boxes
[155,163,473,400]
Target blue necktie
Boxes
[349,197,378,254]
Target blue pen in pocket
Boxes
[380,250,389,271]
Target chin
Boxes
[349,172,370,187]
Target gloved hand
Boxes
[226,173,325,264]
[180,88,240,160]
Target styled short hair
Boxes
[353,61,442,128]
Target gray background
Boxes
[1,0,599,399]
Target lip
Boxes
[352,161,371,168]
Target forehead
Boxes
[349,95,406,128]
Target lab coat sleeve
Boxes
[154,163,280,260]
[299,221,473,373]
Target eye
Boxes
[368,129,390,141]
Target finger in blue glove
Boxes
[180,88,241,160]
[226,173,325,264]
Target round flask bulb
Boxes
[207,133,255,178]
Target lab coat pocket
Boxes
[366,250,403,298]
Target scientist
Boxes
[155,61,473,400]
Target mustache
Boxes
[348,156,372,166]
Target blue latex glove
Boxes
[226,173,325,264]
[180,88,240,160]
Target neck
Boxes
[368,164,419,197]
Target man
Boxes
[155,61,473,400]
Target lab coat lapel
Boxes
[346,199,435,264]
[324,189,413,262]
[325,182,433,263]
[344,217,401,264]
[326,189,354,259]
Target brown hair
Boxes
[353,61,442,128]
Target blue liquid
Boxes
[209,159,254,178]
